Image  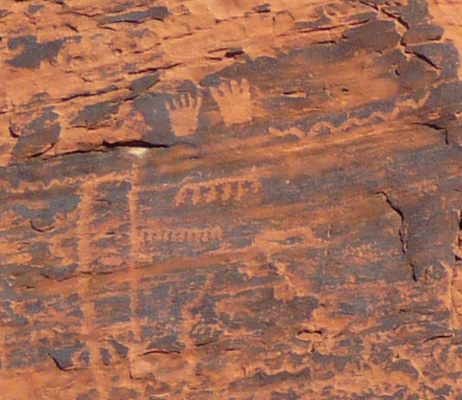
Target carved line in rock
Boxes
[127,163,144,369]
[76,178,106,389]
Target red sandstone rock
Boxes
[2,0,462,398]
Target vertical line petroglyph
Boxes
[127,162,143,370]
[76,178,105,396]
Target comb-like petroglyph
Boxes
[142,225,225,261]
[143,226,223,245]
[175,176,261,206]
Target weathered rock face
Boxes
[2,0,462,398]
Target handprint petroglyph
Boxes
[165,92,202,137]
[210,79,253,126]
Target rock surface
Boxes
[2,0,462,398]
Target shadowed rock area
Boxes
[2,0,462,398]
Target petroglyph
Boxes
[128,167,152,266]
[76,179,104,382]
[269,126,305,138]
[143,226,223,246]
[3,0,462,398]
[165,92,202,137]
[0,114,15,167]
[448,261,462,330]
[175,177,261,206]
[210,79,253,126]
[254,226,325,255]
[127,164,144,371]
